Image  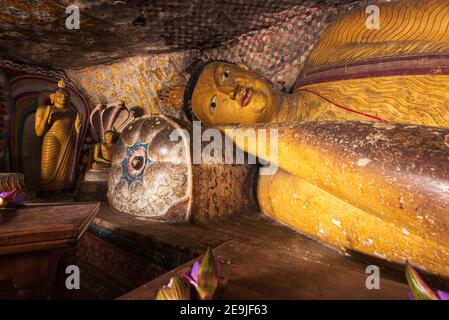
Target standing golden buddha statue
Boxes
[35,80,81,192]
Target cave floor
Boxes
[71,202,448,300]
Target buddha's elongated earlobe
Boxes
[50,93,54,104]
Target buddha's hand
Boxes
[158,85,185,110]
[44,106,51,124]
[75,113,81,134]
[35,105,51,136]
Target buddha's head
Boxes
[51,79,70,108]
[184,62,279,124]
[104,130,116,144]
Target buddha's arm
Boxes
[218,121,449,247]
[258,169,449,277]
[35,106,51,137]
[273,91,370,123]
[93,143,109,164]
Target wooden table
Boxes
[0,202,100,299]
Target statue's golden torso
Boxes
[45,106,77,137]
[91,142,114,170]
[303,0,449,75]
[100,143,113,162]
[284,0,449,128]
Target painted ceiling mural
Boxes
[0,0,365,107]
[64,0,365,113]
[65,51,197,117]
[0,0,312,69]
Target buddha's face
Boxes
[51,91,69,107]
[191,63,277,123]
[104,132,115,144]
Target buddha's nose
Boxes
[231,85,240,100]
[226,85,240,100]
[219,83,239,100]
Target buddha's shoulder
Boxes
[36,105,52,114]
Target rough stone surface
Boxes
[1,0,312,69]
[64,0,365,114]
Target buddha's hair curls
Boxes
[183,59,236,122]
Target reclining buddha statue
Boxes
[182,0,449,277]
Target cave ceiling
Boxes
[0,0,332,69]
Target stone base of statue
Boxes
[84,168,109,182]
[76,169,109,201]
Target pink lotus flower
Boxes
[0,189,17,200]
[156,277,190,300]
[406,262,449,300]
[0,189,25,207]
[155,247,226,300]
[183,247,223,300]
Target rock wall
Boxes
[65,0,366,115]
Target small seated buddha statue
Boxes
[91,130,116,171]
[181,0,449,278]
[81,101,137,191]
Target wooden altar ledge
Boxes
[0,202,100,299]
[85,203,449,300]
[119,240,409,300]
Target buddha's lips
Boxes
[240,88,252,107]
